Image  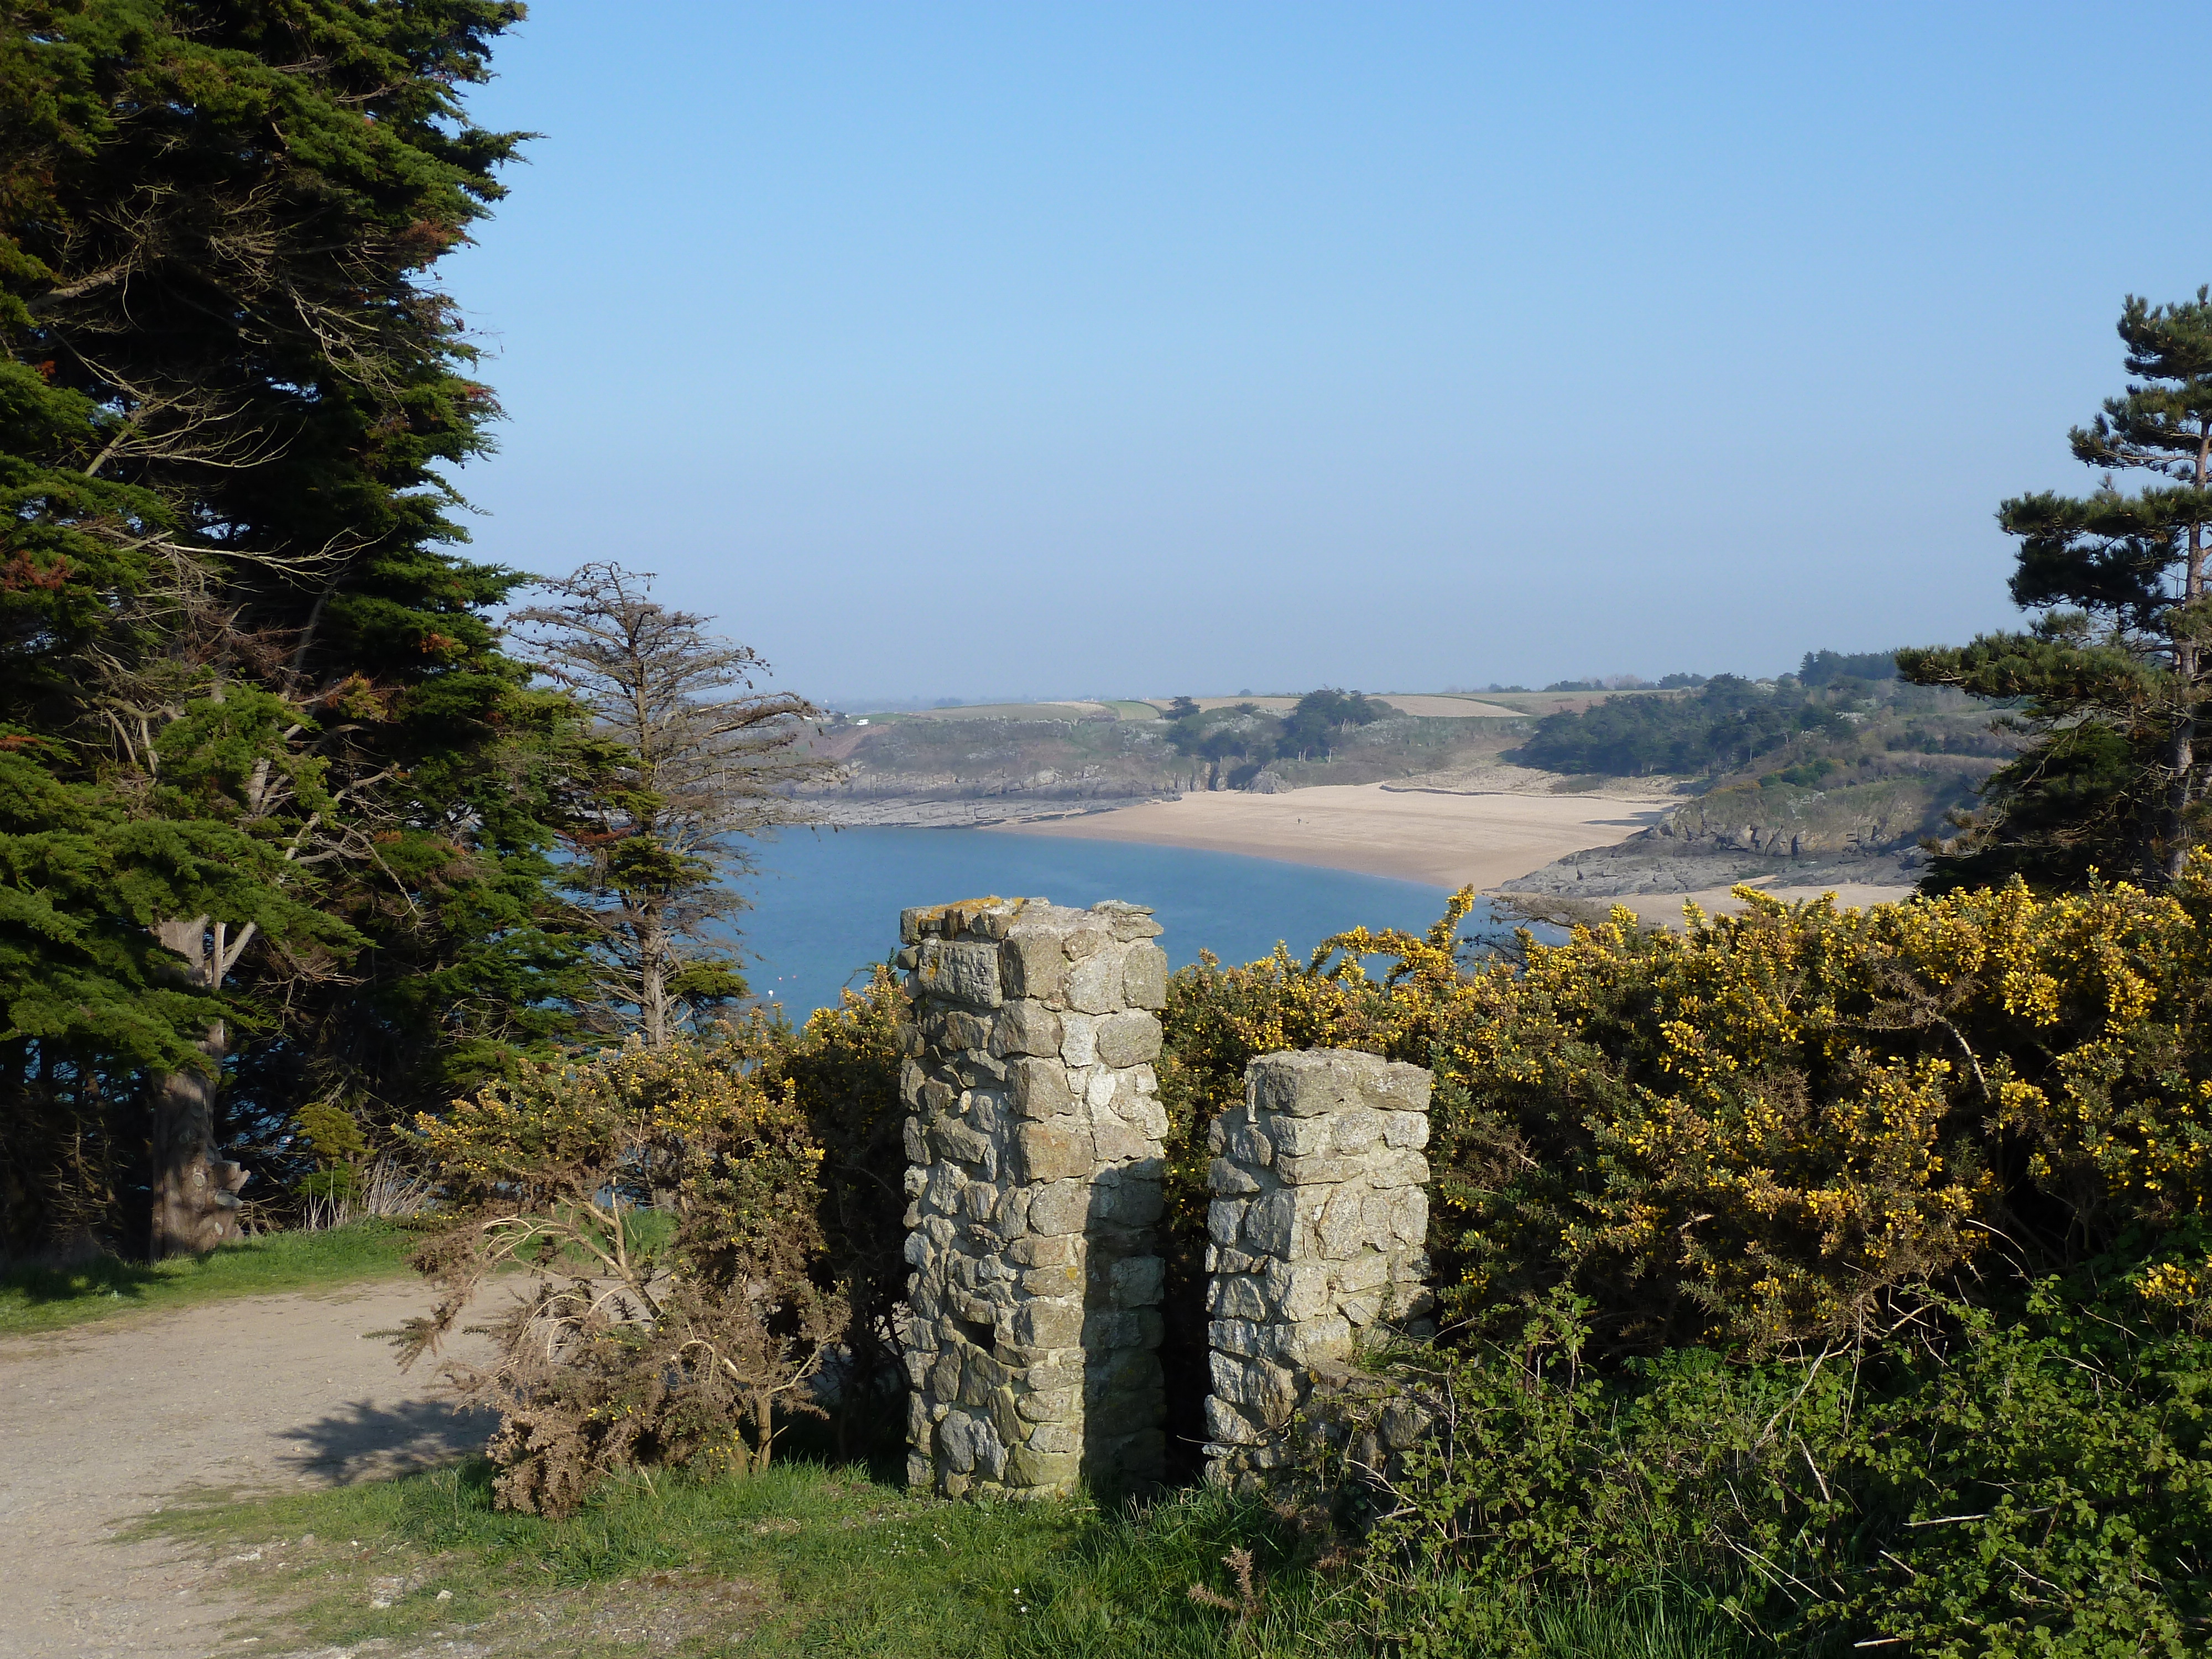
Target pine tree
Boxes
[1902,290,2212,888]
[513,566,826,1048]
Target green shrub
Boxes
[1161,864,2212,1355]
[1314,1288,2211,1655]
[750,966,911,1454]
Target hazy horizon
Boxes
[809,659,1866,713]
[444,4,2212,705]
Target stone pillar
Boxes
[1202,1047,1433,1485]
[897,896,1171,1498]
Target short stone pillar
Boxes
[897,896,1171,1498]
[1202,1048,1433,1484]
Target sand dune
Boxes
[993,782,1673,890]
[995,784,1918,924]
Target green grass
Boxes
[0,1219,417,1336]
[1530,1589,1760,1658]
[145,1456,1355,1657]
[146,1453,1761,1658]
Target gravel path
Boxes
[0,1280,492,1659]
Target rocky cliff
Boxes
[1499,758,1993,900]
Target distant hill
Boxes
[1497,664,2013,901]
[793,691,1557,825]
[794,662,2015,892]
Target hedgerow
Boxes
[1161,862,2212,1353]
[1158,862,2212,1650]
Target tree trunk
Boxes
[2169,471,2208,882]
[148,914,247,1258]
[749,1390,774,1473]
[2167,658,2195,882]
[629,897,674,1050]
[150,1020,247,1258]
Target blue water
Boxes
[734,826,1491,1016]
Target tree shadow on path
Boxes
[275,1397,499,1485]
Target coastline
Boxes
[989,783,1918,919]
[987,782,1674,891]
[1605,880,1918,926]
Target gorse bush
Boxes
[405,1026,838,1516]
[1160,867,2212,1651]
[1161,863,2212,1354]
[401,971,906,1515]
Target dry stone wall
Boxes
[1203,1048,1433,1485]
[897,896,1171,1498]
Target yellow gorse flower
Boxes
[1162,854,2212,1353]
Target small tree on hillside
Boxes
[1276,687,1387,762]
[514,566,827,1046]
[1903,289,2212,886]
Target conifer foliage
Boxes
[0,2,598,1254]
[1905,290,2212,888]
[512,565,826,1049]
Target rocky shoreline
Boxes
[799,791,1181,830]
[1498,828,1922,899]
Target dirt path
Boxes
[0,1279,493,1659]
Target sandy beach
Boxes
[994,785,1918,920]
[1605,880,1916,926]
[994,782,1675,890]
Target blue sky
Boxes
[442,3,2212,706]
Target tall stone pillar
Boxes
[1202,1047,1433,1486]
[898,896,1171,1498]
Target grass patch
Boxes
[0,1219,417,1336]
[148,1455,1759,1658]
[147,1456,1350,1657]
[1530,1588,1760,1658]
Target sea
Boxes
[733,825,1514,1018]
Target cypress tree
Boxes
[1,3,593,1251]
